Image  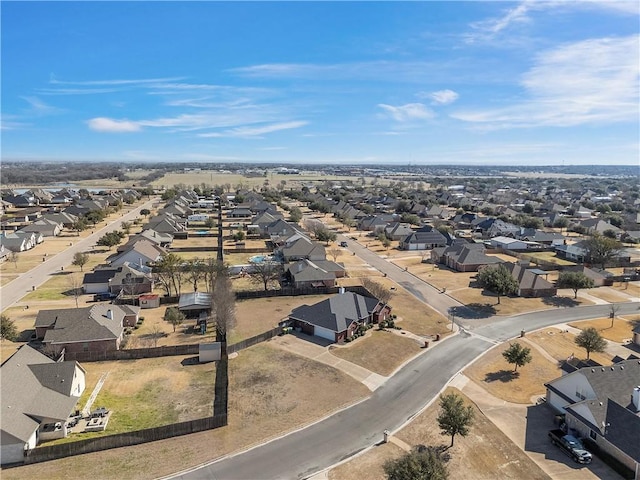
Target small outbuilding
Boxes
[138,294,160,309]
[178,292,212,318]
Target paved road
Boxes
[169,231,639,479]
[0,199,156,310]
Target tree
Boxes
[289,207,302,223]
[437,392,475,447]
[183,258,205,291]
[1,314,18,341]
[316,227,337,245]
[248,262,283,291]
[140,208,151,217]
[151,253,183,297]
[583,234,622,269]
[553,217,569,231]
[327,247,341,262]
[164,307,186,333]
[67,273,83,308]
[502,342,532,372]
[72,217,89,236]
[575,327,607,360]
[96,231,125,248]
[383,447,448,480]
[609,304,620,329]
[72,252,89,271]
[476,264,518,304]
[361,278,393,304]
[233,230,245,242]
[9,251,18,269]
[204,217,217,229]
[211,264,236,340]
[556,271,595,299]
[120,221,132,234]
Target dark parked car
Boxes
[94,292,117,302]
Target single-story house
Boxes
[399,231,447,251]
[563,266,615,287]
[19,219,62,237]
[34,305,126,356]
[432,242,503,272]
[503,262,557,297]
[279,237,326,262]
[0,345,86,465]
[286,291,391,343]
[227,207,253,218]
[545,360,640,476]
[489,236,528,251]
[109,239,164,267]
[285,259,345,288]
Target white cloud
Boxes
[451,35,640,128]
[21,96,61,114]
[87,117,141,132]
[424,90,460,105]
[37,87,118,95]
[377,103,435,122]
[50,76,185,86]
[198,120,308,138]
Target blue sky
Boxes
[2,1,639,165]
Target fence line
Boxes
[25,415,227,465]
[62,344,200,362]
[227,327,283,354]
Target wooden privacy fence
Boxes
[24,415,227,465]
[235,284,370,300]
[227,327,283,354]
[61,344,200,362]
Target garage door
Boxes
[314,325,336,342]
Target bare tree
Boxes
[150,324,163,347]
[183,258,205,291]
[67,273,83,308]
[609,304,620,329]
[361,277,393,304]
[327,247,341,262]
[211,263,236,341]
[248,262,283,291]
[9,251,18,269]
[72,251,89,271]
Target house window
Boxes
[590,430,597,440]
[575,388,586,400]
[82,343,89,352]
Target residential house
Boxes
[0,345,86,465]
[109,262,154,296]
[19,218,62,237]
[285,259,345,288]
[555,243,588,263]
[0,231,42,252]
[563,266,615,287]
[34,304,126,356]
[41,212,78,229]
[489,236,529,251]
[279,236,326,262]
[286,291,391,343]
[579,219,623,237]
[519,229,566,246]
[433,241,503,272]
[545,360,640,476]
[82,267,119,294]
[109,239,164,267]
[399,230,448,251]
[358,214,399,232]
[502,262,557,297]
[384,223,414,241]
[118,229,173,251]
[227,207,253,218]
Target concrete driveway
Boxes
[269,332,387,391]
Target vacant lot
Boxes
[583,287,636,303]
[329,330,423,376]
[3,344,370,480]
[465,341,561,404]
[568,316,636,343]
[330,387,550,480]
[527,328,613,365]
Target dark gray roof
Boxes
[289,292,379,333]
[35,305,125,344]
[82,267,119,285]
[1,345,82,443]
[401,231,447,245]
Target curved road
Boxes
[169,234,639,480]
[1,199,156,310]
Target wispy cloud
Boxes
[50,76,185,86]
[1,114,30,130]
[87,117,141,133]
[21,96,62,115]
[37,87,119,95]
[377,103,435,122]
[198,120,308,138]
[451,35,639,128]
[466,1,532,44]
[420,89,459,105]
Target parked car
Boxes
[340,241,348,247]
[548,429,592,464]
[93,292,117,302]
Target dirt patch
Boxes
[3,343,369,480]
[464,342,561,404]
[329,330,423,376]
[568,317,636,343]
[332,387,550,480]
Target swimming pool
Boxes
[249,255,275,264]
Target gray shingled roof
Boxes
[290,292,379,333]
[35,305,125,344]
[1,345,82,444]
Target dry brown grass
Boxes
[568,317,636,342]
[332,387,550,480]
[2,343,370,480]
[610,281,640,297]
[329,330,423,376]
[583,287,636,303]
[465,341,562,403]
[527,327,613,365]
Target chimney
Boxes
[633,386,640,412]
[339,287,345,294]
[106,309,113,320]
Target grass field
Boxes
[527,327,613,365]
[330,387,550,480]
[465,341,561,404]
[329,330,423,376]
[568,316,637,342]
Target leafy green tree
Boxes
[233,230,245,242]
[575,327,607,360]
[583,234,622,269]
[96,231,125,248]
[164,307,186,333]
[72,217,89,236]
[289,207,302,223]
[140,208,151,217]
[1,314,18,341]
[476,264,518,304]
[72,252,90,272]
[204,217,217,229]
[120,221,132,234]
[85,210,106,225]
[383,447,448,480]
[502,342,532,372]
[556,272,595,299]
[316,227,337,245]
[437,393,475,447]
